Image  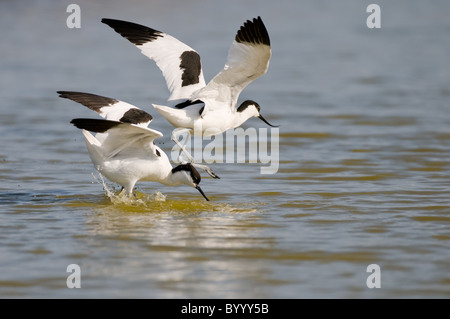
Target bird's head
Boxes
[237,100,278,127]
[171,163,209,201]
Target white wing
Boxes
[102,19,206,102]
[70,119,163,159]
[195,17,271,113]
[57,91,153,128]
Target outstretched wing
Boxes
[70,118,163,159]
[195,17,271,113]
[101,19,206,102]
[57,91,153,128]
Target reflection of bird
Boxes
[102,17,277,174]
[57,91,210,200]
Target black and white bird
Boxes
[58,91,210,200]
[101,17,277,171]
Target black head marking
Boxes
[172,163,201,185]
[57,91,118,113]
[171,163,209,201]
[235,16,270,46]
[120,108,153,125]
[179,51,202,87]
[237,100,260,113]
[70,118,121,133]
[101,19,163,46]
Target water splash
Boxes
[91,172,167,206]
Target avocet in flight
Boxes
[101,17,277,174]
[57,91,210,200]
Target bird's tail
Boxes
[152,104,195,129]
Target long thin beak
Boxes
[196,185,210,201]
[258,114,279,127]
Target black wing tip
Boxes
[235,16,270,46]
[101,18,132,28]
[57,91,118,111]
[70,118,121,133]
[57,90,114,99]
[101,18,163,45]
[57,90,78,98]
[101,18,117,25]
[60,91,153,126]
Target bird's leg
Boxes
[192,163,220,179]
[171,128,195,163]
[171,128,220,179]
[118,181,136,198]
